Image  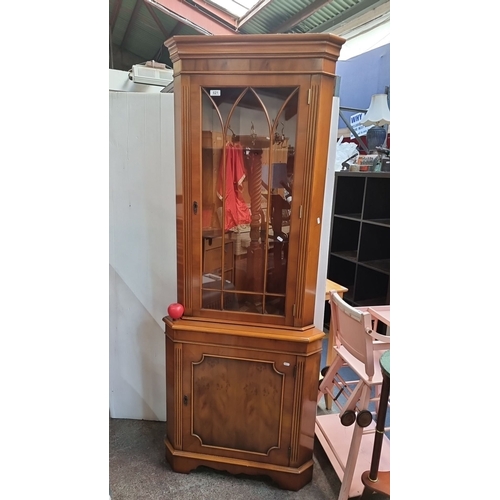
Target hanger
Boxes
[227,126,237,143]
[273,122,285,146]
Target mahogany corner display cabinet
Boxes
[162,33,345,491]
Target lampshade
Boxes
[361,94,390,126]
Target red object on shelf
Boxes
[168,303,184,320]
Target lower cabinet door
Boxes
[181,342,296,466]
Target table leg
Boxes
[360,371,390,497]
[369,373,389,480]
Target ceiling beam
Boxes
[190,0,238,27]
[331,3,389,38]
[237,0,274,28]
[121,0,143,48]
[168,21,185,38]
[143,0,170,39]
[273,0,332,33]
[146,0,237,35]
[144,2,186,64]
[309,0,388,33]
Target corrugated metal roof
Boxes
[240,0,382,34]
[109,0,389,71]
[238,0,323,34]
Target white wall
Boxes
[314,97,340,330]
[109,92,177,420]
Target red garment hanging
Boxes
[216,142,251,231]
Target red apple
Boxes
[168,302,184,320]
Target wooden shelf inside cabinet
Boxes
[202,233,234,284]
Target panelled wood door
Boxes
[181,342,296,465]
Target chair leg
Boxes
[318,356,343,405]
[324,392,332,410]
[337,384,372,500]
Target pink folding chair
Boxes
[316,291,390,500]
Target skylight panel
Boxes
[207,0,261,18]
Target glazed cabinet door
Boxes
[184,78,313,327]
[181,342,296,466]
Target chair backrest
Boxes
[330,291,384,378]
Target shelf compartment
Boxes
[330,217,360,257]
[363,176,390,221]
[358,223,389,263]
[333,175,365,217]
[327,255,356,292]
[353,266,389,305]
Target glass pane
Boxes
[201,90,229,312]
[200,86,298,315]
[265,295,285,316]
[263,89,298,297]
[201,92,225,233]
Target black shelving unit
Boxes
[325,171,390,323]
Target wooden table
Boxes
[325,279,348,301]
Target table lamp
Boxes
[361,94,390,152]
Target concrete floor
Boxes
[109,414,389,500]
